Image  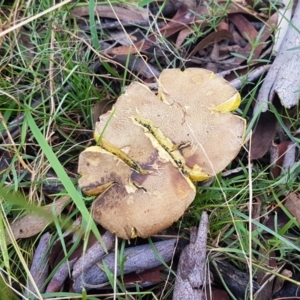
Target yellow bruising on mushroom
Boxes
[82,181,116,196]
[132,117,210,182]
[94,132,149,175]
[131,227,139,239]
[212,92,241,113]
[188,164,211,181]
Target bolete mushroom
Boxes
[78,68,246,239]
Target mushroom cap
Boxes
[95,68,245,178]
[78,68,246,239]
[157,68,246,177]
[78,146,195,239]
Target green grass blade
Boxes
[25,109,101,241]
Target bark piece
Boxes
[45,256,77,293]
[24,232,50,299]
[72,231,115,279]
[228,64,271,90]
[72,239,177,292]
[255,0,300,112]
[210,259,260,299]
[172,211,208,300]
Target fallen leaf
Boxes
[231,14,275,65]
[270,141,297,178]
[176,27,193,48]
[6,196,69,245]
[250,110,277,160]
[123,265,166,287]
[273,271,300,298]
[78,68,246,239]
[206,288,230,300]
[93,99,114,125]
[72,5,148,22]
[256,246,278,300]
[229,14,258,41]
[272,269,293,295]
[107,4,201,55]
[187,30,233,59]
[284,193,300,223]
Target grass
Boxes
[0,0,300,299]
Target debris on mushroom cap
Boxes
[78,68,246,239]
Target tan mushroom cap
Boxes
[157,68,246,177]
[95,68,245,179]
[78,146,195,239]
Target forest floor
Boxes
[0,0,300,299]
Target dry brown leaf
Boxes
[6,196,69,245]
[284,193,300,223]
[256,247,278,300]
[270,141,297,178]
[122,265,165,287]
[229,14,258,41]
[187,30,233,59]
[107,4,201,55]
[250,111,277,160]
[176,27,193,48]
[206,288,230,300]
[72,5,148,22]
[231,14,276,65]
[272,269,293,295]
[93,99,114,125]
[105,2,261,58]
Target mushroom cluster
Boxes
[78,68,246,239]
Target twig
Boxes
[24,232,51,299]
[73,239,177,292]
